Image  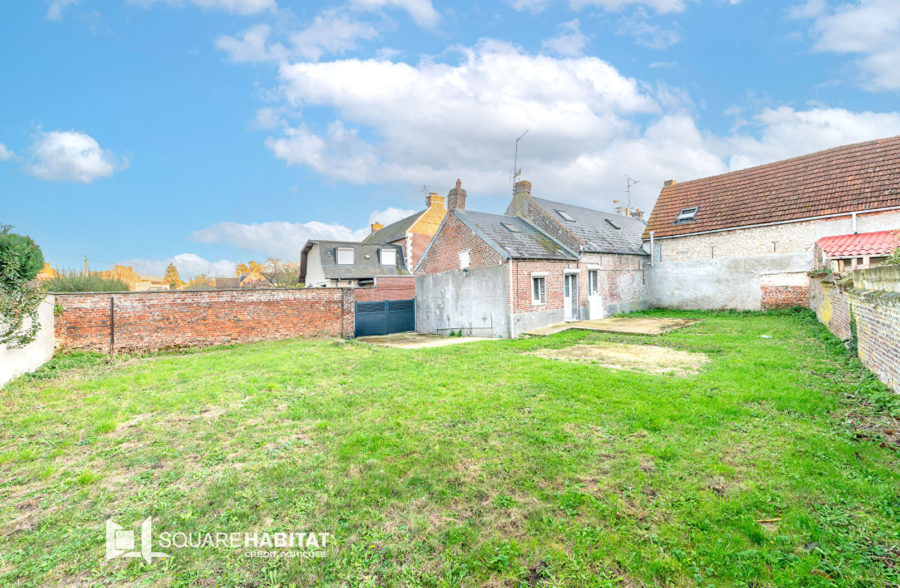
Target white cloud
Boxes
[26,130,128,183]
[253,39,900,213]
[512,0,690,14]
[717,106,900,170]
[120,253,237,280]
[189,206,417,260]
[796,0,900,90]
[47,0,78,21]
[542,19,589,57]
[128,0,275,15]
[217,11,378,64]
[0,144,14,161]
[350,0,439,27]
[290,10,379,61]
[618,13,681,49]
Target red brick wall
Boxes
[408,232,433,269]
[416,213,503,274]
[354,276,416,302]
[761,285,810,309]
[55,288,354,352]
[509,259,575,314]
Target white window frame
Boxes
[531,272,547,305]
[588,269,599,296]
[459,250,471,269]
[379,248,396,266]
[336,247,354,265]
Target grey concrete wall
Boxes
[511,307,565,337]
[646,252,812,310]
[0,296,55,388]
[416,264,510,337]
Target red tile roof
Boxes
[817,230,900,259]
[644,135,900,239]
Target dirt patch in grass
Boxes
[531,342,709,376]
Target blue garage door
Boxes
[355,299,416,337]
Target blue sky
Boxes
[2,0,900,277]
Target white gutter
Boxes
[644,205,900,241]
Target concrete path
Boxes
[525,317,699,336]
[356,332,491,349]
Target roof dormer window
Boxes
[676,207,699,223]
[336,247,354,264]
[379,248,396,266]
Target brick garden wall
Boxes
[810,266,900,392]
[354,277,416,302]
[54,288,355,352]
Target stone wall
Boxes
[55,288,355,352]
[810,266,900,392]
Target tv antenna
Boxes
[510,129,529,191]
[614,175,640,216]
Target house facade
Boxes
[643,136,900,310]
[300,241,411,288]
[363,191,447,270]
[415,180,649,337]
[506,180,649,318]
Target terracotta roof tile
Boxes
[816,230,900,258]
[644,135,900,239]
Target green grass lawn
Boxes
[1,309,898,586]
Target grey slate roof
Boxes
[300,240,410,281]
[454,211,577,260]
[362,211,423,244]
[531,197,647,256]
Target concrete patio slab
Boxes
[525,317,700,336]
[356,332,491,349]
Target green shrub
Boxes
[46,270,129,292]
[0,226,44,285]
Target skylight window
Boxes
[604,218,621,230]
[676,207,699,223]
[501,222,520,232]
[555,209,575,222]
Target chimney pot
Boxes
[370,222,384,233]
[447,179,467,211]
[664,179,676,187]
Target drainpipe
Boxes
[649,231,655,266]
[851,212,858,234]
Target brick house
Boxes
[506,180,649,318]
[415,184,579,337]
[643,136,900,310]
[363,190,447,270]
[415,179,648,337]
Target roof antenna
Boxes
[510,129,529,194]
[614,175,640,217]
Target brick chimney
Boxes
[425,192,445,209]
[447,179,466,211]
[514,180,531,197]
[370,222,383,233]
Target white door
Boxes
[564,274,578,321]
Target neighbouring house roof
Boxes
[362,211,423,244]
[299,240,410,281]
[817,230,900,259]
[530,196,648,255]
[454,211,577,261]
[644,135,900,239]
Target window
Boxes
[380,248,396,266]
[555,209,575,222]
[501,222,520,232]
[676,207,699,223]
[604,218,620,230]
[531,275,546,304]
[588,269,599,296]
[459,250,470,269]
[336,248,354,264]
